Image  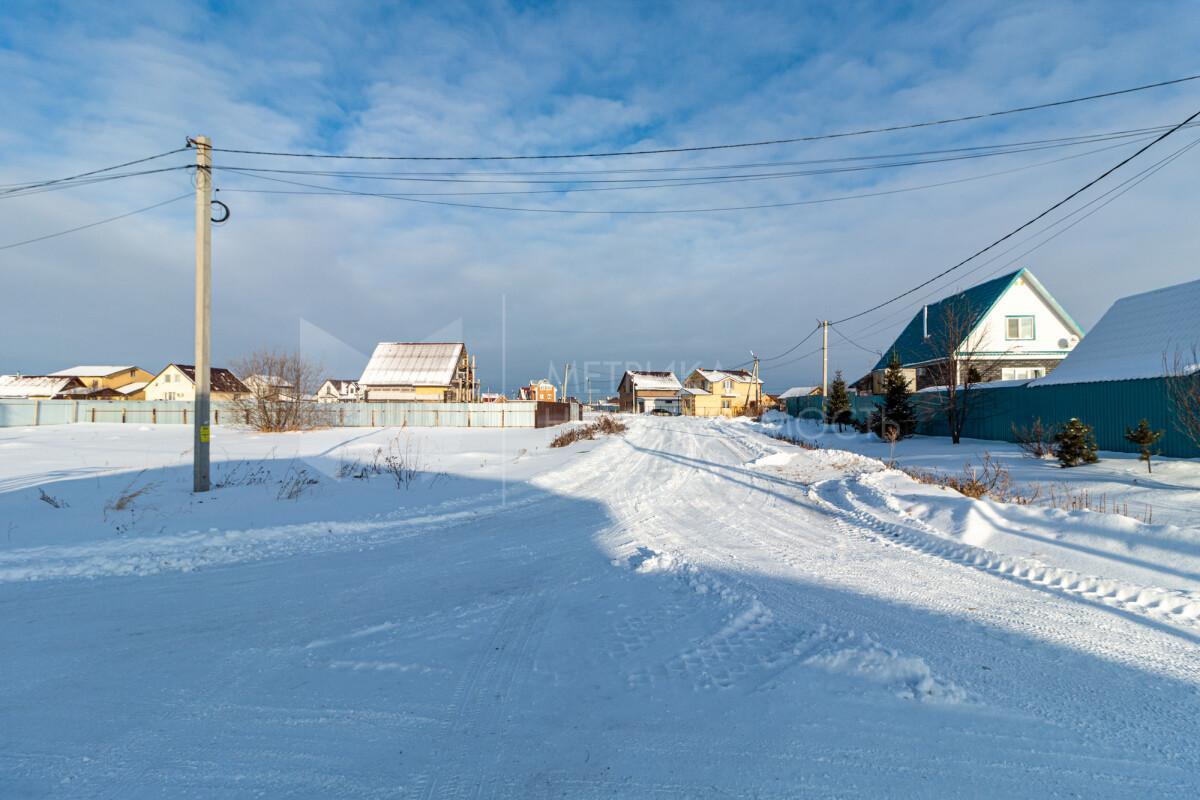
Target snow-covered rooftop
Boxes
[1033,277,1200,386]
[47,365,135,377]
[116,381,149,395]
[696,368,762,384]
[0,375,80,398]
[778,386,819,399]
[359,343,464,387]
[625,371,682,391]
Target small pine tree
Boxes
[1053,418,1099,468]
[1123,419,1164,473]
[825,371,852,430]
[966,365,983,384]
[870,354,917,441]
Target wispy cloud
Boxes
[2,0,1198,391]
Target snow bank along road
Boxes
[2,417,1199,798]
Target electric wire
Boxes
[843,132,1200,344]
[0,148,189,196]
[830,105,1200,325]
[0,193,191,251]
[202,74,1200,161]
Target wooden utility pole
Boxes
[193,135,212,492]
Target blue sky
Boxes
[2,0,1198,394]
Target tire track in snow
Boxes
[811,474,1200,634]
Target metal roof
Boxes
[0,375,81,398]
[48,365,136,377]
[359,342,464,387]
[624,371,682,391]
[872,268,1082,371]
[1033,276,1200,386]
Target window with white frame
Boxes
[1001,367,1045,381]
[1006,315,1035,340]
[722,399,731,409]
[723,379,733,393]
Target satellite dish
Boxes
[1058,338,1070,349]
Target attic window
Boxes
[1006,316,1035,340]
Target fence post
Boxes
[91,407,96,423]
[73,401,79,423]
[122,407,127,424]
[183,408,188,425]
[34,400,41,426]
[215,409,219,425]
[152,408,157,424]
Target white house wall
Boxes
[968,278,1080,359]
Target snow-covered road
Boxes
[3,416,1198,797]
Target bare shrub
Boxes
[900,454,1032,504]
[1044,483,1153,524]
[214,461,271,488]
[334,433,426,489]
[550,415,627,448]
[276,465,319,500]
[1165,345,1200,449]
[38,488,67,508]
[104,474,160,534]
[1012,418,1056,459]
[231,350,329,433]
[769,431,821,451]
[381,434,422,489]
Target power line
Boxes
[0,166,192,200]
[202,73,1200,161]
[831,104,1200,325]
[0,193,190,251]
[844,133,1200,344]
[210,132,1155,197]
[0,148,188,196]
[830,325,882,356]
[219,134,1145,213]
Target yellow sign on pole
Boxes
[199,425,210,443]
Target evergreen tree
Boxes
[824,371,852,430]
[1123,419,1164,473]
[1053,418,1099,468]
[869,354,917,441]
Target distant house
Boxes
[47,365,153,392]
[1032,275,1200,387]
[316,379,361,403]
[142,364,249,402]
[778,386,821,399]
[680,368,764,416]
[857,268,1083,392]
[0,375,86,399]
[358,342,477,402]
[479,392,506,403]
[244,374,296,400]
[618,371,682,413]
[115,381,149,401]
[518,379,557,402]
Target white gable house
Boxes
[861,268,1084,391]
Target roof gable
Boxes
[872,268,1079,370]
[153,364,248,393]
[622,371,682,391]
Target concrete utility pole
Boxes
[820,320,830,410]
[561,362,570,403]
[192,136,212,492]
[751,352,761,411]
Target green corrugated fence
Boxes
[787,377,1198,458]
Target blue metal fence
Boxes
[787,377,1198,458]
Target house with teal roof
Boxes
[857,268,1084,393]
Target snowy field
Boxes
[2,416,1199,797]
